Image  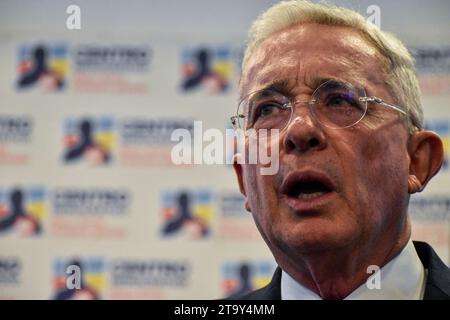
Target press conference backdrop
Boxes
[0,0,449,299]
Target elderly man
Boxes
[230,0,450,299]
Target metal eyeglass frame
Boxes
[230,81,408,131]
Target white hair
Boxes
[241,0,423,132]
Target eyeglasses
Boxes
[230,79,407,131]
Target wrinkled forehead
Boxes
[240,24,385,98]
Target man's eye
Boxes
[325,94,359,109]
[255,103,283,118]
[329,96,344,107]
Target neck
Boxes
[276,223,411,299]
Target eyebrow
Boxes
[248,77,339,97]
[258,79,294,94]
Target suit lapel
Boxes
[413,241,450,300]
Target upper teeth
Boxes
[297,191,325,199]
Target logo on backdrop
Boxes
[110,259,191,299]
[0,187,45,237]
[410,46,450,96]
[72,44,152,94]
[411,46,450,74]
[425,119,449,170]
[53,257,105,300]
[217,191,262,241]
[62,116,115,166]
[160,189,214,240]
[74,45,150,72]
[180,46,236,94]
[0,115,33,165]
[16,43,152,94]
[0,257,21,285]
[409,194,450,251]
[409,195,450,221]
[16,43,68,92]
[119,117,194,166]
[52,188,129,215]
[222,261,274,298]
[50,188,130,238]
[62,117,199,167]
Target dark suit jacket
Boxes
[229,241,450,300]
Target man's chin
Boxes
[274,222,358,255]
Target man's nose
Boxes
[283,107,327,154]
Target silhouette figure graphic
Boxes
[229,263,254,297]
[18,45,64,90]
[0,188,41,236]
[181,48,228,93]
[64,119,111,164]
[162,191,209,238]
[54,259,99,300]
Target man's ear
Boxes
[232,154,251,212]
[407,130,444,194]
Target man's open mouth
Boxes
[285,180,332,199]
[280,170,336,210]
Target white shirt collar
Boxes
[281,239,426,300]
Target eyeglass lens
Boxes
[237,80,368,130]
